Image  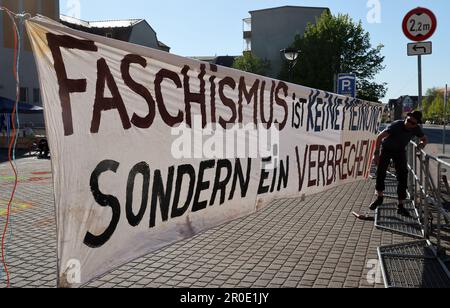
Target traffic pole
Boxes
[418,55,423,110]
[444,84,448,154]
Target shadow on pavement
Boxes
[0,148,35,164]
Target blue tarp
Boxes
[0,96,44,114]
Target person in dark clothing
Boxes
[0,114,7,135]
[38,138,49,159]
[369,111,428,215]
[0,114,5,133]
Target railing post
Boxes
[408,144,415,201]
[412,144,423,210]
[436,162,443,252]
[424,156,430,238]
[419,150,424,223]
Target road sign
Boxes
[402,7,437,42]
[337,74,356,98]
[408,41,432,56]
[403,8,437,110]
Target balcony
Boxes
[243,18,252,52]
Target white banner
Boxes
[26,16,383,287]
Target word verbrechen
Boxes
[295,140,375,192]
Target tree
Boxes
[279,11,387,102]
[423,88,450,122]
[423,88,440,119]
[232,52,271,76]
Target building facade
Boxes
[243,6,329,78]
[388,96,423,121]
[0,0,59,111]
[0,1,169,128]
[60,15,170,52]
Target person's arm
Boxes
[417,135,428,150]
[373,130,390,165]
[374,130,390,155]
[415,126,428,150]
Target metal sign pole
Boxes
[444,84,448,154]
[418,55,423,110]
[333,74,337,93]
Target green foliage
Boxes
[423,88,449,121]
[423,88,440,118]
[232,53,271,76]
[279,11,387,102]
[357,80,387,103]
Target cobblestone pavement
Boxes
[0,155,413,288]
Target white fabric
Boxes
[25,15,383,287]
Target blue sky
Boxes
[60,0,450,103]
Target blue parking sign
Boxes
[337,74,356,98]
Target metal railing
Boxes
[407,141,450,254]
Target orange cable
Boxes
[1,8,20,288]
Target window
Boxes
[244,38,252,52]
[20,87,28,103]
[33,88,40,104]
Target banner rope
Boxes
[0,7,29,288]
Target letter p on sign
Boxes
[343,80,352,91]
[337,74,357,98]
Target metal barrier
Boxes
[407,141,450,254]
[377,142,450,288]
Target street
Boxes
[423,126,450,156]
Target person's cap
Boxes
[407,110,423,124]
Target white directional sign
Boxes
[408,41,432,56]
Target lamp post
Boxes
[281,48,300,82]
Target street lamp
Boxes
[281,48,300,82]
